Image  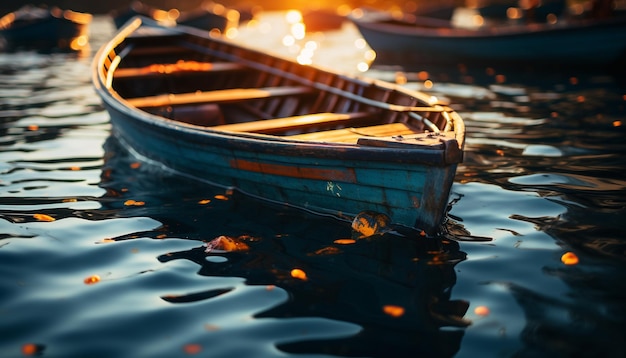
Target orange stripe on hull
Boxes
[230,159,357,183]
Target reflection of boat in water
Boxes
[110,1,247,32]
[159,226,470,357]
[349,2,626,68]
[92,17,465,236]
[0,5,91,51]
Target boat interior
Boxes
[104,28,455,146]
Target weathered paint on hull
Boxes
[106,104,456,234]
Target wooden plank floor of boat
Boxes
[288,122,419,143]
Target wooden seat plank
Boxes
[211,112,373,134]
[289,122,419,143]
[114,61,246,79]
[126,86,314,108]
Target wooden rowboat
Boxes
[0,5,91,51]
[92,17,465,236]
[348,6,626,67]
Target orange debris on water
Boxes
[214,194,229,200]
[21,343,39,355]
[290,268,308,281]
[204,235,250,252]
[382,305,405,317]
[27,124,39,131]
[613,120,622,127]
[474,305,490,316]
[333,238,356,245]
[351,211,391,238]
[561,251,579,265]
[33,213,55,222]
[183,343,202,355]
[124,199,145,206]
[83,274,101,285]
[130,162,141,169]
[69,166,81,171]
[198,199,211,204]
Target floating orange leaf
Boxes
[27,124,39,131]
[561,252,579,265]
[382,305,405,317]
[214,194,228,201]
[204,236,249,252]
[130,162,141,169]
[124,199,145,206]
[333,238,356,245]
[290,268,308,281]
[21,343,40,356]
[613,120,622,127]
[83,275,101,285]
[351,211,390,238]
[198,199,211,204]
[33,213,55,222]
[183,343,202,355]
[474,305,490,316]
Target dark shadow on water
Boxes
[160,231,470,357]
[100,135,471,357]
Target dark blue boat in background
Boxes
[0,5,91,51]
[349,2,626,67]
[92,17,466,236]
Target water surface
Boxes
[1,14,625,358]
